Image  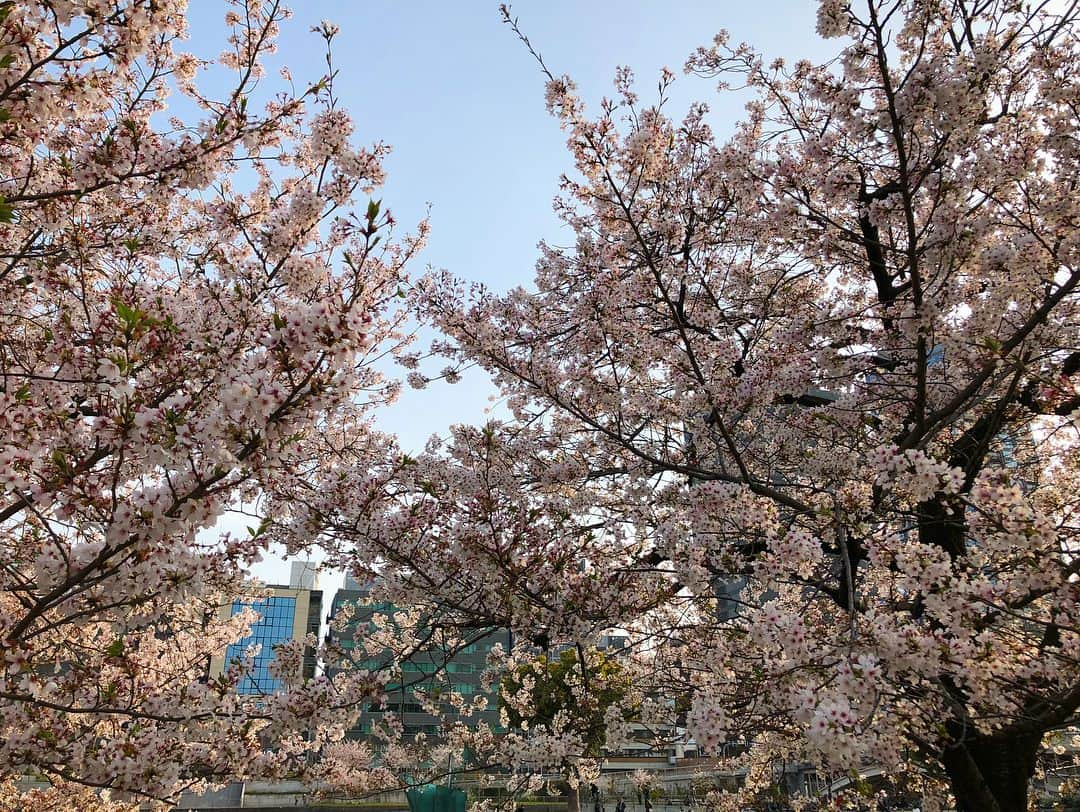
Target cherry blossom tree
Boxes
[401,2,1080,810]
[0,1,421,805]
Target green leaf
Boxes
[246,518,271,539]
[51,450,71,475]
[272,313,286,330]
[114,299,136,322]
[13,383,29,402]
[0,54,13,70]
[105,639,125,658]
[0,2,14,24]
[0,196,13,224]
[0,108,10,123]
[113,299,148,334]
[366,198,381,220]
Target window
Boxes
[225,596,297,695]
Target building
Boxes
[327,578,509,742]
[289,560,319,590]
[208,565,323,694]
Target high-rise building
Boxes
[326,580,509,742]
[342,573,366,591]
[208,565,323,694]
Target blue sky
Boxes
[184,1,835,583]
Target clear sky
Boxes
[184,1,836,585]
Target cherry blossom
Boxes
[0,1,419,806]
[394,2,1080,810]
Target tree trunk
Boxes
[565,784,580,812]
[940,729,1042,812]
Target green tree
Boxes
[501,647,632,812]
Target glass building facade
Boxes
[326,585,510,742]
[225,595,298,694]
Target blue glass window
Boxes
[225,596,297,694]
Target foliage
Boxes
[0,0,421,805]
[7,1,1080,811]
[500,647,632,758]
[405,2,1080,811]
